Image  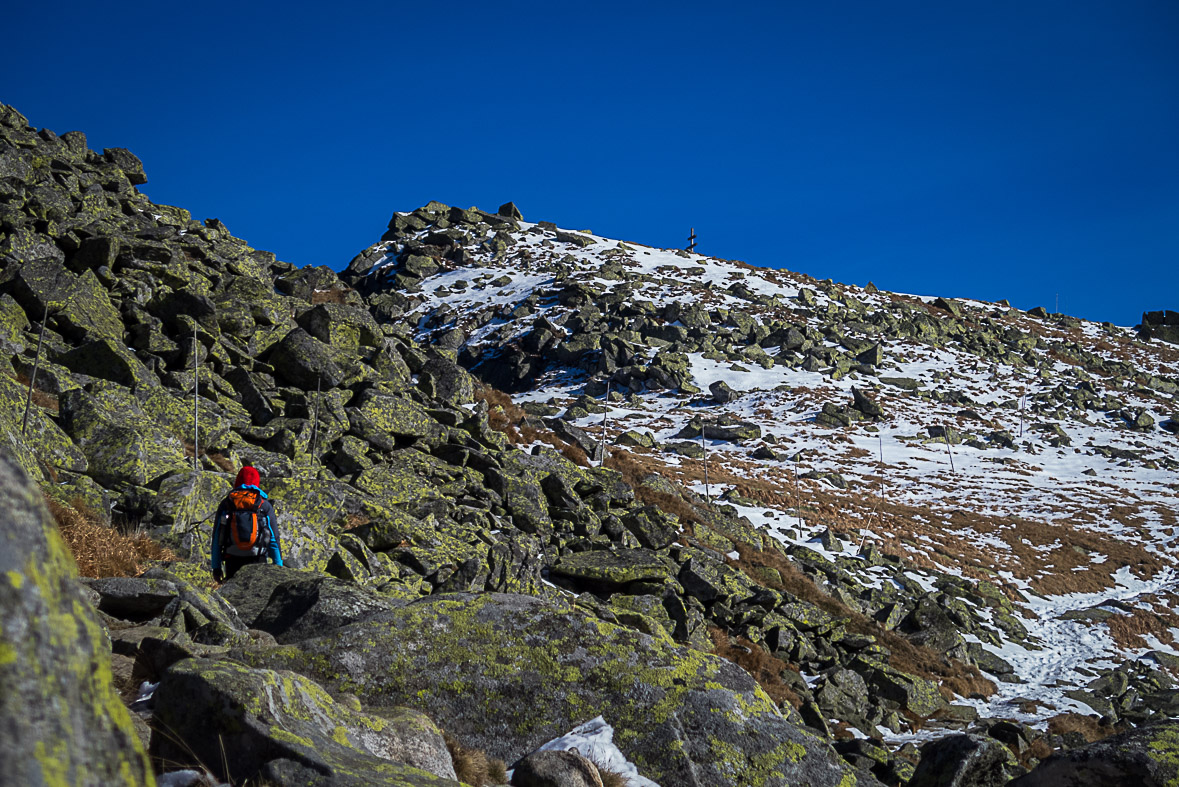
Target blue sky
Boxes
[5,1,1177,326]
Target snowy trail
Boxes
[970,565,1179,721]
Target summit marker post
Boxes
[687,228,697,254]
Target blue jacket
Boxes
[211,485,283,571]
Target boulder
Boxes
[152,658,459,786]
[551,548,677,591]
[268,327,348,388]
[1010,720,1179,786]
[709,380,737,403]
[0,452,153,785]
[909,734,1019,787]
[58,383,188,487]
[243,592,866,787]
[511,749,603,787]
[56,336,155,388]
[297,302,383,350]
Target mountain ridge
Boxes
[1,102,1178,786]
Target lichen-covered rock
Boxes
[0,452,154,786]
[59,382,188,486]
[152,657,460,786]
[243,592,868,787]
[551,548,678,590]
[1009,720,1179,786]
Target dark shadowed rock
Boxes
[0,452,153,785]
[908,733,1019,787]
[1009,720,1179,787]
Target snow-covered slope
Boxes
[347,202,1179,733]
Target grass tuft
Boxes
[444,733,505,786]
[47,495,177,578]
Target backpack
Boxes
[227,488,268,552]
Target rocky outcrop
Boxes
[0,452,153,786]
[242,592,870,787]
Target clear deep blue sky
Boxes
[5,1,1177,326]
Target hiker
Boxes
[211,465,283,582]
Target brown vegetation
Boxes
[48,495,177,578]
[444,734,507,786]
[708,626,803,709]
[1046,712,1118,744]
[309,287,354,305]
[1105,605,1179,649]
[473,384,590,467]
[13,370,58,412]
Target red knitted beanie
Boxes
[235,465,261,487]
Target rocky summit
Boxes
[1,102,1178,786]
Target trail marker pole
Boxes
[20,303,49,437]
[700,421,711,506]
[1018,386,1026,438]
[687,227,697,254]
[598,380,610,467]
[794,452,803,533]
[193,324,199,473]
[943,423,956,473]
[310,376,322,468]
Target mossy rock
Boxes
[152,657,460,786]
[551,548,677,590]
[0,453,154,786]
[264,478,370,572]
[58,382,188,487]
[0,370,87,477]
[348,386,440,443]
[243,592,864,787]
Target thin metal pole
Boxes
[700,420,710,506]
[1018,386,1026,439]
[944,423,956,473]
[310,375,322,465]
[598,380,609,467]
[21,303,49,436]
[193,324,199,473]
[794,452,803,532]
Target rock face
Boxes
[0,452,153,786]
[1140,310,1179,344]
[246,592,866,787]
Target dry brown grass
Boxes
[474,384,590,467]
[1105,605,1179,649]
[342,513,371,531]
[595,766,628,787]
[13,371,59,412]
[1046,712,1117,743]
[310,288,353,305]
[708,626,804,709]
[48,495,177,578]
[444,734,506,786]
